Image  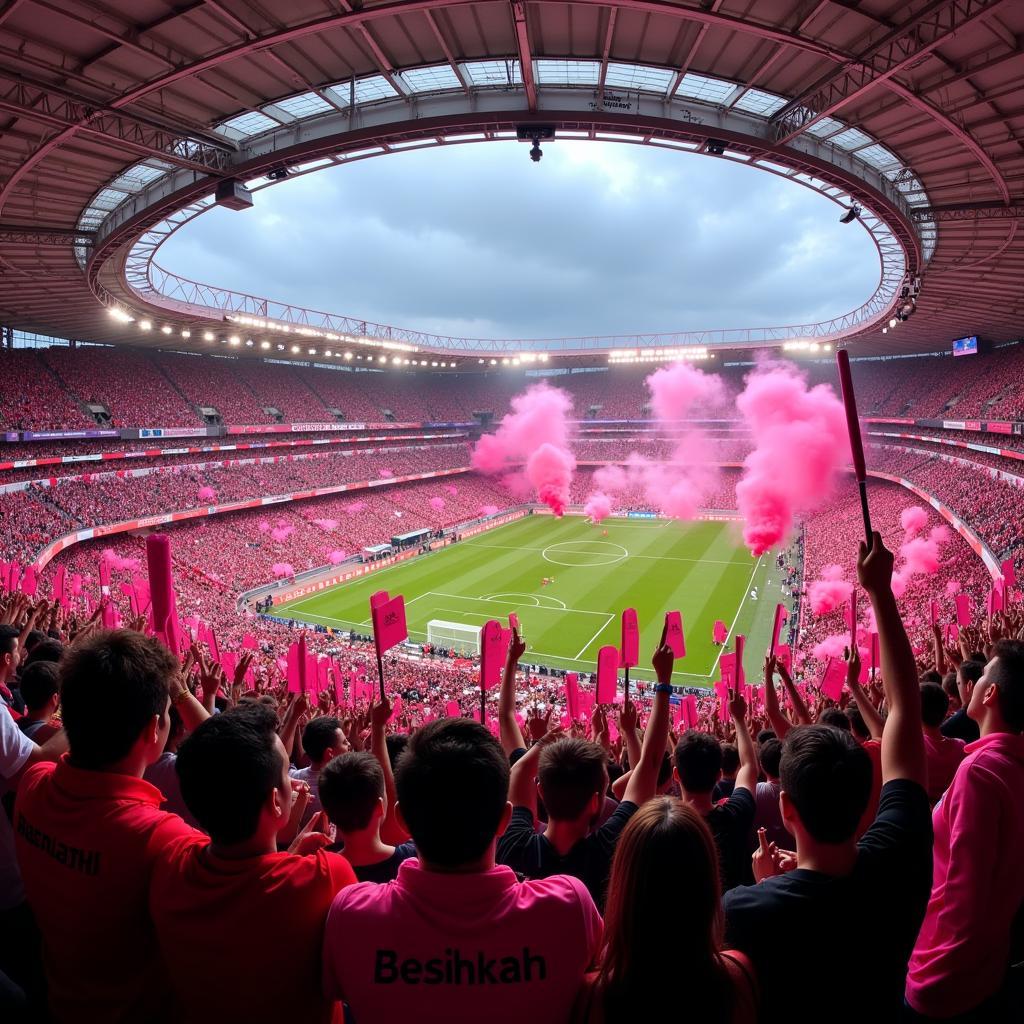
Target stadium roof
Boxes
[0,0,1021,366]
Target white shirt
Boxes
[0,707,35,909]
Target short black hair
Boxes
[20,661,60,713]
[23,638,63,668]
[538,738,608,820]
[756,729,777,745]
[394,719,509,867]
[819,708,851,732]
[0,624,17,658]
[673,731,722,793]
[780,725,873,844]
[720,743,739,776]
[920,682,950,728]
[385,733,409,765]
[959,661,985,686]
[319,752,384,832]
[919,669,942,684]
[759,737,783,779]
[302,715,342,763]
[177,704,283,845]
[987,640,1024,732]
[845,704,870,740]
[61,630,177,771]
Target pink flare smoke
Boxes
[312,518,339,532]
[271,563,294,577]
[270,526,294,544]
[445,485,459,497]
[735,365,851,556]
[470,383,576,513]
[429,496,446,512]
[379,468,394,479]
[900,505,929,538]
[258,520,271,533]
[593,464,628,493]
[345,501,366,515]
[100,549,139,572]
[946,579,961,596]
[328,550,347,565]
[526,443,576,516]
[645,361,725,423]
[584,492,613,523]
[478,505,500,517]
[197,486,216,501]
[812,634,853,661]
[808,565,853,616]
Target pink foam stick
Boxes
[479,619,505,690]
[849,589,858,646]
[735,635,746,688]
[564,672,580,720]
[620,607,639,668]
[719,652,736,691]
[955,593,971,627]
[445,700,460,718]
[145,534,179,648]
[869,632,880,677]
[20,565,38,597]
[770,604,788,653]
[775,644,792,674]
[820,658,846,702]
[369,590,390,610]
[298,632,308,694]
[1002,557,1016,587]
[683,694,698,729]
[596,645,619,704]
[929,600,940,627]
[509,612,520,630]
[664,610,686,657]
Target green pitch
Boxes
[275,515,790,685]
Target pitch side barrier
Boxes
[863,416,1020,437]
[29,466,469,571]
[867,430,1024,464]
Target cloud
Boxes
[159,141,880,338]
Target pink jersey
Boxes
[322,859,602,1024]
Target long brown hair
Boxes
[595,797,734,1022]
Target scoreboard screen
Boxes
[952,336,978,357]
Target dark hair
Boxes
[61,630,177,770]
[987,640,1024,732]
[941,672,959,700]
[385,733,409,766]
[597,799,734,1023]
[394,719,509,866]
[319,752,384,832]
[920,682,950,728]
[719,743,739,776]
[20,661,60,713]
[959,660,985,686]
[759,738,783,779]
[538,738,608,820]
[302,715,342,763]
[25,629,46,652]
[673,731,722,793]
[176,704,283,845]
[23,638,63,668]
[845,704,869,740]
[756,729,777,745]
[780,726,873,844]
[820,708,851,732]
[0,624,17,658]
[919,669,942,684]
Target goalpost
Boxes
[427,619,481,655]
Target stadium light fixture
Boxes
[490,359,497,365]
[107,307,134,323]
[344,352,352,360]
[291,345,300,353]
[139,320,152,331]
[180,329,191,338]
[260,341,270,350]
[379,356,387,363]
[540,354,549,362]
[159,325,172,335]
[839,203,861,224]
[203,331,214,342]
[889,319,897,329]
[229,337,240,347]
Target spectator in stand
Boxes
[13,629,208,1023]
[751,737,787,850]
[322,718,604,1024]
[292,715,348,825]
[149,703,357,1024]
[673,692,757,892]
[496,641,674,908]
[919,682,966,805]
[712,743,739,802]
[577,798,757,1023]
[15,662,60,743]
[906,640,1024,1021]
[0,625,23,711]
[941,660,984,744]
[722,533,933,1023]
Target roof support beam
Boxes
[596,8,618,103]
[771,0,1009,144]
[511,1,537,111]
[423,10,471,92]
[0,224,95,245]
[912,199,1024,221]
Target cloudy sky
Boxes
[160,141,879,340]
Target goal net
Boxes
[427,619,481,655]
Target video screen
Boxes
[953,335,978,357]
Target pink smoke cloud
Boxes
[812,634,852,661]
[271,563,294,577]
[429,496,446,512]
[808,564,853,616]
[445,485,459,496]
[328,550,347,565]
[899,505,929,538]
[345,501,367,515]
[100,549,139,572]
[892,525,951,595]
[646,361,726,422]
[197,486,216,501]
[735,364,850,555]
[312,518,339,532]
[258,520,271,533]
[470,383,576,515]
[584,492,613,523]
[379,467,395,478]
[946,579,961,596]
[270,525,294,544]
[478,505,500,517]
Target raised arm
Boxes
[370,697,406,844]
[618,699,641,770]
[507,725,563,817]
[931,623,947,676]
[497,628,527,755]
[728,691,757,796]
[858,532,926,787]
[621,641,673,806]
[777,660,812,725]
[762,653,792,739]
[845,646,884,741]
